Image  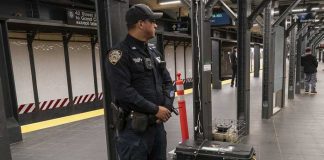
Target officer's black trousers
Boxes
[117,119,167,160]
[231,65,237,87]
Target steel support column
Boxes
[95,0,128,159]
[308,30,320,45]
[27,31,40,115]
[295,23,303,94]
[191,0,212,140]
[109,1,128,45]
[156,33,164,58]
[280,7,288,108]
[62,33,74,111]
[288,24,296,99]
[174,41,178,79]
[300,26,308,89]
[312,32,324,47]
[308,31,324,48]
[0,20,22,143]
[262,2,273,119]
[174,42,177,78]
[0,19,12,160]
[285,22,297,37]
[201,19,212,140]
[313,34,324,57]
[254,44,260,77]
[191,0,200,140]
[237,0,251,134]
[312,40,320,57]
[300,27,313,40]
[184,43,188,80]
[296,23,310,37]
[91,36,99,101]
[212,39,222,89]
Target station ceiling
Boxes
[130,0,324,34]
[36,0,323,35]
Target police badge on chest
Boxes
[144,58,153,70]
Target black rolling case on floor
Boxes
[175,140,255,160]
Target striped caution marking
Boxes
[73,94,96,105]
[98,93,103,100]
[40,98,70,111]
[18,103,36,114]
[18,93,104,114]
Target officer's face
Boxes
[139,19,157,39]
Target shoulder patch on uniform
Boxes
[108,50,122,65]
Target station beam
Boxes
[0,18,13,160]
[237,0,251,134]
[262,1,273,119]
[0,19,22,144]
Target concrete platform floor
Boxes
[11,62,324,160]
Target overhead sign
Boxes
[210,9,232,26]
[293,15,298,22]
[170,19,190,33]
[296,12,318,23]
[67,9,97,27]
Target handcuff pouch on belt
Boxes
[111,102,126,131]
[130,111,148,133]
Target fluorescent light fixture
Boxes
[311,7,320,11]
[292,8,306,12]
[159,0,181,5]
[273,11,279,14]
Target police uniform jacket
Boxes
[106,35,174,115]
[230,52,237,67]
[301,54,318,74]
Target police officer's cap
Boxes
[305,47,311,52]
[126,4,163,25]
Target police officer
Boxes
[230,46,238,87]
[106,4,175,160]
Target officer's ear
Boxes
[137,20,144,29]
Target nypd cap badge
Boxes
[108,50,122,65]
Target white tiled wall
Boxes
[95,44,102,94]
[165,44,192,81]
[185,46,192,79]
[176,46,185,79]
[9,39,34,105]
[33,41,69,102]
[69,42,95,97]
[165,45,175,80]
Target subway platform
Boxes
[10,63,324,160]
